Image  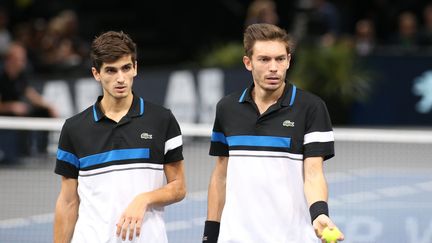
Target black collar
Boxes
[238,81,297,107]
[92,93,144,122]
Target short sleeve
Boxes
[54,122,80,178]
[303,99,334,161]
[164,110,184,163]
[209,102,229,157]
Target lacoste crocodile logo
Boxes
[140,133,153,139]
[282,120,295,127]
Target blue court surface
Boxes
[1,168,431,243]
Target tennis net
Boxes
[0,116,431,243]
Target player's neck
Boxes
[100,94,133,122]
[252,83,285,114]
[252,83,284,103]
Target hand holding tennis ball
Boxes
[321,227,342,243]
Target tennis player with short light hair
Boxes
[54,31,186,243]
[203,23,344,243]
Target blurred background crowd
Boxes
[1,0,432,74]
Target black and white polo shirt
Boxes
[210,82,334,243]
[55,94,183,243]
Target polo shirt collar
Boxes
[238,81,297,107]
[92,93,144,122]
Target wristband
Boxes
[309,201,329,223]
[202,220,220,243]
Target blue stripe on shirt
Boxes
[211,132,228,144]
[226,135,291,148]
[289,85,297,106]
[57,148,80,168]
[80,148,150,168]
[139,97,144,115]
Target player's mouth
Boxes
[114,86,127,92]
[265,76,281,84]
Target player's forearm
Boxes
[138,178,186,208]
[303,157,328,206]
[166,178,187,204]
[304,172,328,206]
[53,200,78,243]
[206,172,226,221]
[137,160,186,208]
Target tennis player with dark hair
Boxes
[202,23,344,243]
[54,31,186,242]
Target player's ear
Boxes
[243,56,252,71]
[92,67,101,82]
[286,54,291,70]
[133,61,138,77]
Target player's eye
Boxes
[105,68,117,74]
[122,66,132,72]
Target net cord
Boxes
[0,116,431,143]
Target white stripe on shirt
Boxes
[229,150,303,160]
[303,131,334,145]
[164,135,183,154]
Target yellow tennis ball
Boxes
[322,227,341,243]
